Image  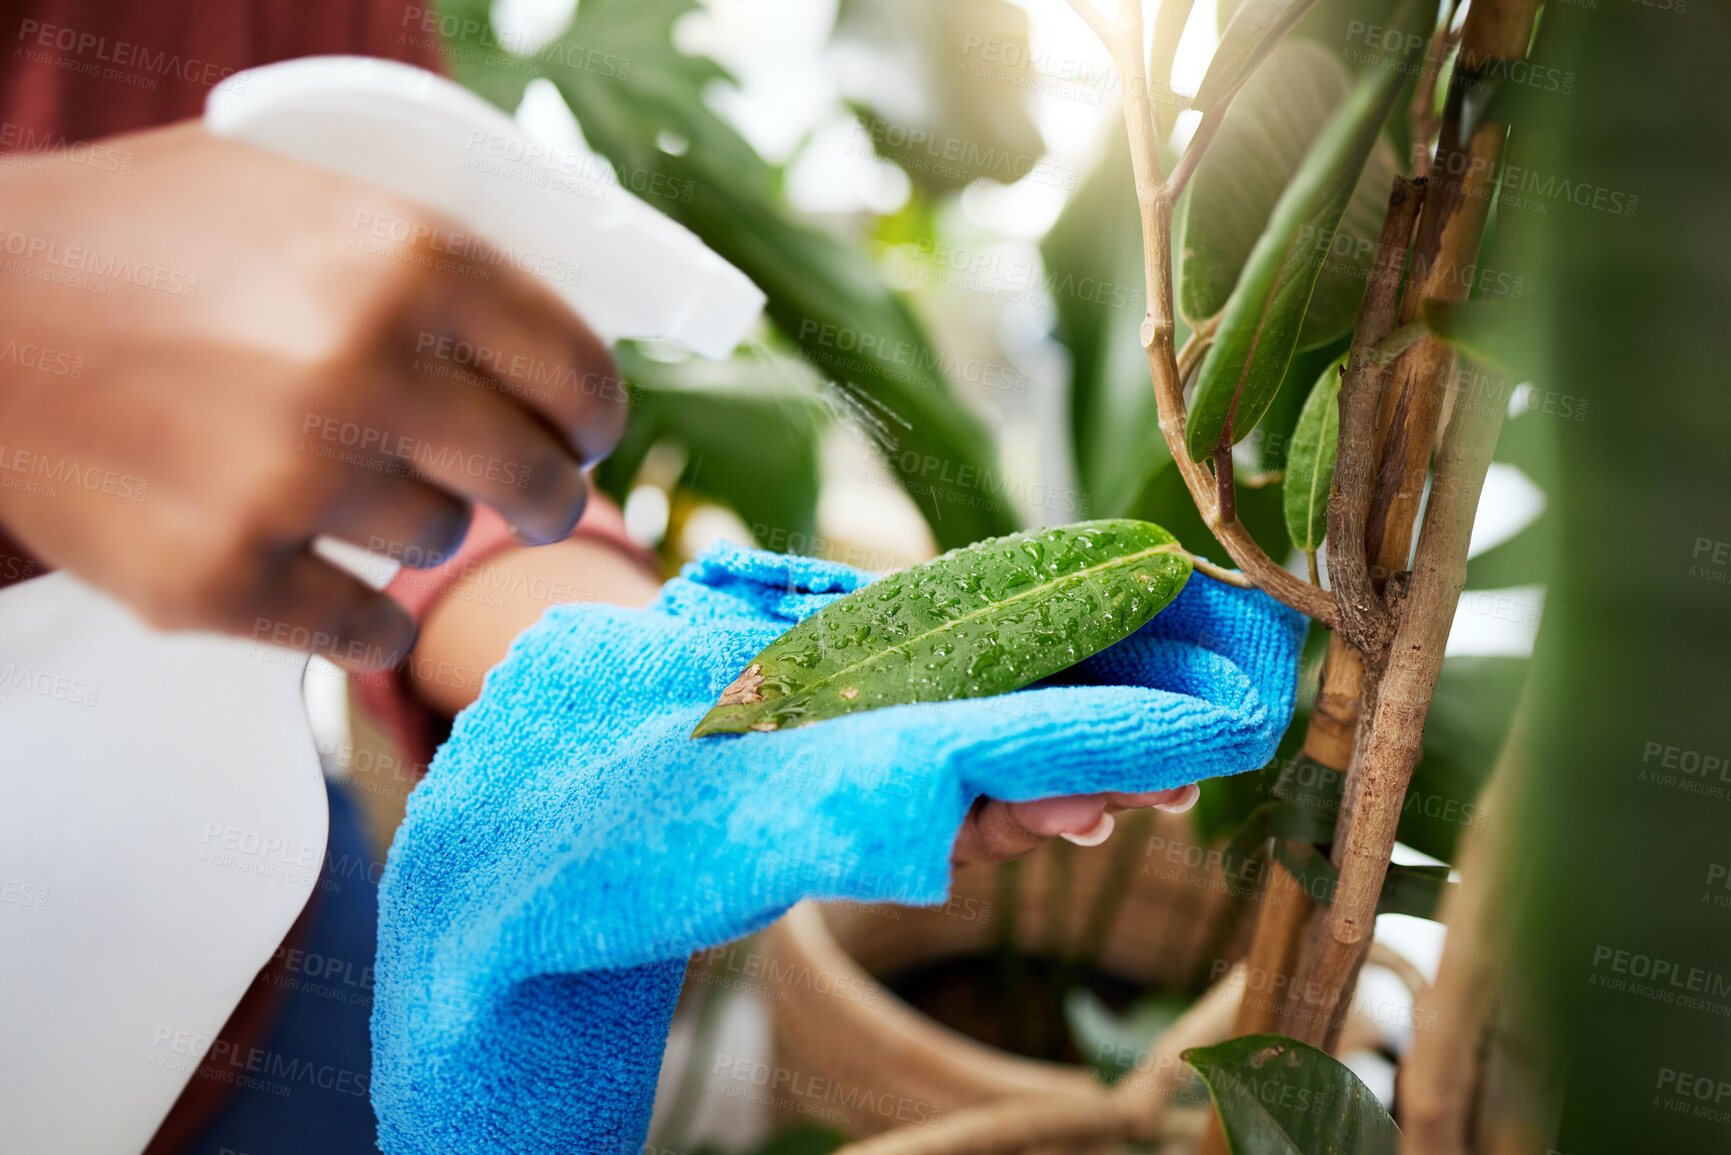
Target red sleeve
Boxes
[0,0,446,147]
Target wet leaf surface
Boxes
[693,521,1193,736]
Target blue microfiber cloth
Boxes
[371,543,1307,1154]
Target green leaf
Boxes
[1463,515,1551,588]
[1282,354,1345,560]
[1193,0,1323,112]
[1305,139,1399,349]
[1181,42,1397,352]
[1398,656,1528,861]
[1185,1034,1400,1154]
[1065,987,1192,1083]
[1180,43,1346,334]
[598,346,826,546]
[442,0,1015,550]
[834,0,1046,192]
[1278,843,1455,921]
[1374,863,1454,920]
[1423,299,1526,375]
[692,520,1192,736]
[1223,799,1335,870]
[1226,797,1457,918]
[1185,19,1424,461]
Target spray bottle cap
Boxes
[206,55,764,358]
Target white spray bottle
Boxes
[0,56,762,1155]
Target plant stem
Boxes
[1175,321,1216,384]
[1374,319,1431,366]
[1106,0,1339,629]
[1211,435,1237,524]
[1300,347,1511,1025]
[1166,97,1229,200]
[1328,175,1427,660]
[1407,3,1462,178]
[1363,0,1533,574]
[1185,552,1254,588]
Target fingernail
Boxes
[1153,783,1201,814]
[1061,811,1116,847]
[1020,794,1108,837]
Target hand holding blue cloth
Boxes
[371,543,1307,1153]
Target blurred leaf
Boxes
[1423,299,1524,375]
[1216,656,1526,868]
[1185,47,1399,353]
[1185,1034,1400,1154]
[1306,139,1400,348]
[1065,987,1192,1083]
[1224,799,1334,868]
[1515,0,1731,1145]
[835,0,1045,192]
[1042,134,1167,518]
[1282,354,1345,560]
[1277,838,1454,920]
[1464,513,1551,588]
[1181,43,1339,333]
[1398,656,1528,862]
[1375,863,1454,920]
[1193,0,1323,112]
[600,347,825,545]
[442,0,1015,550]
[1185,28,1423,461]
[693,521,1192,735]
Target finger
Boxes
[381,363,591,545]
[318,472,472,569]
[953,794,1114,866]
[1104,783,1201,814]
[952,797,1047,866]
[420,258,627,465]
[249,549,418,672]
[1012,795,1115,847]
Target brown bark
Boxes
[1363,0,1540,573]
[1329,175,1428,660]
[1278,0,1545,1050]
[1199,633,1365,1155]
[1295,359,1509,1036]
